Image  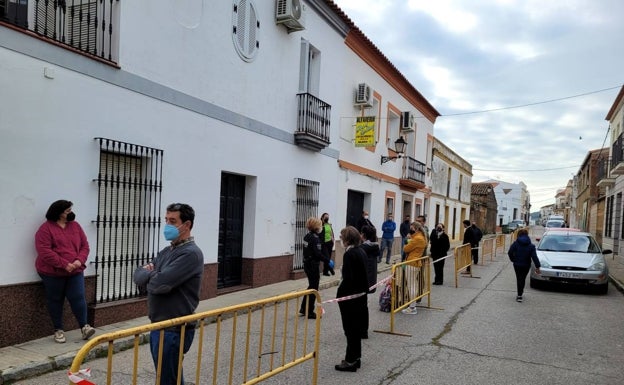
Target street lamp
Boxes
[380,136,407,165]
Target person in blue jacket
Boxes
[380,214,396,264]
[507,228,541,302]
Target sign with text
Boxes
[354,116,376,147]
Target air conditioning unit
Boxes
[276,0,305,32]
[354,83,373,107]
[401,111,415,131]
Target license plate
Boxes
[556,272,582,279]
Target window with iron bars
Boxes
[93,138,163,303]
[293,178,319,270]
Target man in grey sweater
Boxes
[134,203,204,385]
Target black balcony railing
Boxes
[295,93,331,151]
[402,156,426,184]
[1,0,119,63]
[612,132,624,169]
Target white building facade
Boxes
[482,179,529,226]
[0,0,439,346]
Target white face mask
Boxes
[364,215,369,220]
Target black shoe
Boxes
[330,268,335,275]
[335,360,358,372]
[307,313,317,319]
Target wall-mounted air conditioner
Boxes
[354,83,373,107]
[401,111,415,131]
[276,0,305,32]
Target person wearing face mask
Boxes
[134,203,204,385]
[429,223,450,285]
[356,210,374,233]
[35,200,95,344]
[319,213,335,276]
[299,216,327,319]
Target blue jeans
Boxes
[401,237,407,261]
[380,238,394,262]
[38,273,88,331]
[150,328,195,385]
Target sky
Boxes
[331,0,624,210]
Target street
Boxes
[13,237,624,385]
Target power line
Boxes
[440,84,622,117]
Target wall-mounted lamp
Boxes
[380,137,407,165]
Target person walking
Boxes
[401,221,427,315]
[508,228,541,302]
[399,214,411,261]
[462,219,478,273]
[359,225,380,339]
[35,200,96,344]
[429,223,450,285]
[380,214,396,264]
[133,203,204,385]
[335,226,369,372]
[298,217,326,319]
[320,213,335,276]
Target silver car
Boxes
[530,230,611,294]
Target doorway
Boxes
[218,173,245,289]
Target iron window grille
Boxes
[293,178,319,270]
[93,138,163,303]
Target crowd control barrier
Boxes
[454,243,472,287]
[480,237,495,263]
[495,234,506,256]
[68,290,321,385]
[375,257,431,337]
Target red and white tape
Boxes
[68,368,95,385]
[319,275,392,305]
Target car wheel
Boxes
[595,283,608,295]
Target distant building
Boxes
[469,183,497,234]
[482,180,530,226]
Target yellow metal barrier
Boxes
[375,257,431,337]
[481,237,495,263]
[454,244,472,287]
[69,290,321,385]
[495,234,506,257]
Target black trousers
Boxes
[321,241,334,274]
[471,244,479,265]
[513,265,531,296]
[432,254,445,283]
[338,295,367,362]
[300,260,320,315]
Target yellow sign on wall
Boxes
[354,116,376,147]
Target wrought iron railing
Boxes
[402,156,426,184]
[611,133,624,169]
[296,93,331,143]
[293,178,319,271]
[0,0,119,63]
[597,156,610,181]
[93,138,163,303]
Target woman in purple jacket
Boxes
[35,200,95,343]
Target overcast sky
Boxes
[332,0,624,209]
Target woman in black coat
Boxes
[359,225,379,339]
[429,223,450,285]
[508,228,541,302]
[299,217,326,319]
[335,226,369,372]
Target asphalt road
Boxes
[14,238,624,385]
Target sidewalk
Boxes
[2,243,623,383]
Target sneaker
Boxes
[54,330,66,343]
[516,296,523,302]
[81,324,96,340]
[401,306,418,315]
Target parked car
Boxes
[530,230,611,294]
[545,219,565,228]
[511,219,525,228]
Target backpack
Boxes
[379,282,392,312]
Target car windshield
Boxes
[538,234,601,253]
[545,220,564,228]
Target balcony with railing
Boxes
[596,156,615,188]
[611,133,624,175]
[400,156,426,190]
[295,93,331,152]
[0,0,119,63]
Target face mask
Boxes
[436,227,442,232]
[66,212,76,222]
[364,215,369,220]
[163,224,181,241]
[409,229,416,235]
[324,217,329,223]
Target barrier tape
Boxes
[319,275,392,305]
[68,368,95,385]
